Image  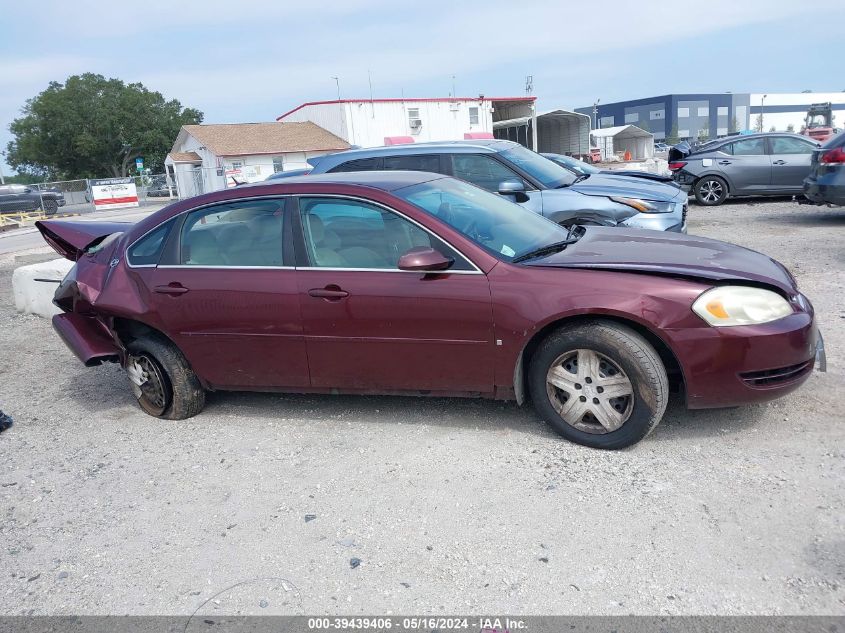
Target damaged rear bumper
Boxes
[52,313,121,367]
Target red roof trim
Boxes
[277,96,536,121]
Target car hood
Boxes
[568,173,682,202]
[36,220,131,261]
[525,227,796,294]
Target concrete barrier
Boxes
[12,258,74,318]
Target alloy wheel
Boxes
[545,349,634,434]
[699,179,724,203]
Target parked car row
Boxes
[803,129,845,207]
[0,184,65,215]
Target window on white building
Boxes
[468,106,479,126]
[231,160,243,170]
[678,107,690,118]
[272,157,285,173]
[407,108,422,130]
[717,106,728,116]
[650,109,665,120]
[624,112,639,123]
[697,106,709,117]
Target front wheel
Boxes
[694,175,728,206]
[126,335,205,419]
[528,321,668,449]
[42,199,59,215]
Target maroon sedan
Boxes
[36,172,824,449]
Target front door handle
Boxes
[773,159,786,165]
[308,285,349,300]
[718,160,732,165]
[154,283,189,295]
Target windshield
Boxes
[552,154,600,176]
[395,178,571,262]
[498,145,577,188]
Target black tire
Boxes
[528,321,668,450]
[42,199,59,215]
[125,335,205,420]
[693,175,729,206]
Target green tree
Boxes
[635,118,650,133]
[6,73,203,179]
[754,113,764,132]
[729,117,740,134]
[665,123,680,145]
[697,122,710,141]
[786,123,795,133]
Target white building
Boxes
[751,92,845,132]
[165,122,349,198]
[276,97,537,148]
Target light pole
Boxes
[760,94,767,132]
[0,152,5,185]
[593,99,600,129]
[331,76,340,100]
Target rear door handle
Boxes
[718,160,732,165]
[154,283,190,295]
[308,286,349,300]
[773,159,786,165]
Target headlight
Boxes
[609,197,673,213]
[692,286,793,326]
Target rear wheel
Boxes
[694,175,728,206]
[126,335,205,419]
[528,321,668,449]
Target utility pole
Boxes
[760,94,767,131]
[331,76,340,100]
[593,99,600,130]
[0,151,7,185]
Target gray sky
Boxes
[1,0,841,177]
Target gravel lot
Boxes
[0,199,843,616]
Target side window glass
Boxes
[729,139,766,156]
[127,219,175,266]
[299,197,472,270]
[770,137,815,154]
[451,154,522,191]
[328,158,381,173]
[180,199,285,266]
[383,154,442,173]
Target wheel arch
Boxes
[513,312,685,405]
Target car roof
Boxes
[243,169,445,192]
[690,132,819,154]
[309,139,520,168]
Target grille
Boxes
[740,360,812,387]
[682,204,688,225]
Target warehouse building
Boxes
[277,96,537,147]
[576,92,845,142]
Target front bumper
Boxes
[672,312,820,409]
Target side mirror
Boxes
[498,179,529,202]
[397,247,454,272]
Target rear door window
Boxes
[382,154,442,173]
[180,199,285,267]
[328,158,382,173]
[725,138,766,156]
